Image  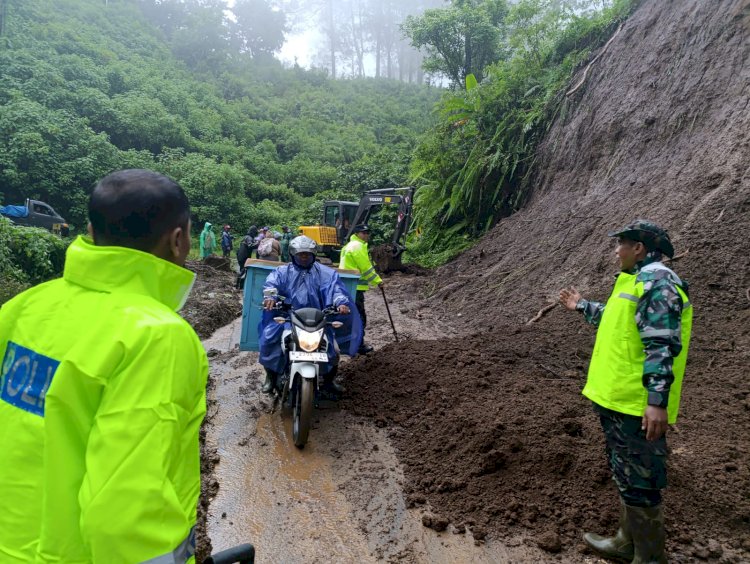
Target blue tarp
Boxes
[0,205,28,218]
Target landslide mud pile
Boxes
[182,259,241,339]
[343,0,750,560]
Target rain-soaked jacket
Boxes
[199,222,216,258]
[0,236,207,563]
[340,234,382,292]
[259,261,362,373]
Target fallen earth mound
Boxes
[183,260,241,339]
[341,307,750,560]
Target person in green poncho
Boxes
[199,221,217,259]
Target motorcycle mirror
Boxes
[330,321,344,329]
[273,316,286,324]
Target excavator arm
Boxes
[347,187,415,257]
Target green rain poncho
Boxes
[199,222,217,259]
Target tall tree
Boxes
[403,0,509,87]
[231,0,287,59]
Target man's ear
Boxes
[164,224,190,265]
[168,226,182,259]
[635,241,647,258]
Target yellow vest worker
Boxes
[340,231,382,292]
[340,225,382,354]
[583,267,692,424]
[560,219,691,564]
[0,170,207,563]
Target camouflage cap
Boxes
[608,219,674,258]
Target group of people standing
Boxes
[235,225,294,265]
[198,223,294,265]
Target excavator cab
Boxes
[298,187,415,266]
[322,201,358,244]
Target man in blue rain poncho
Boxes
[259,236,362,396]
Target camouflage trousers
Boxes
[594,403,668,508]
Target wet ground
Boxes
[199,275,561,562]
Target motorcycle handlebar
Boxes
[203,543,255,564]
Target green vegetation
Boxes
[0,218,68,305]
[0,0,439,237]
[404,0,636,266]
[0,0,639,290]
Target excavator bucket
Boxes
[371,244,403,273]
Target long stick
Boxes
[380,285,399,342]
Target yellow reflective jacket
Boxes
[0,237,207,563]
[339,234,382,292]
[583,269,692,424]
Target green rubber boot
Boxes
[583,500,634,562]
[628,504,667,564]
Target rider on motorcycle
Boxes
[259,236,362,395]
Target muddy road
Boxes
[199,274,559,562]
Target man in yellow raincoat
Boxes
[0,169,208,562]
[339,224,383,354]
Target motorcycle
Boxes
[264,289,345,448]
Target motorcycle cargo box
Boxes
[239,259,360,352]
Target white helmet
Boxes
[289,235,317,256]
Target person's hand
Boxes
[378,280,386,289]
[263,298,276,310]
[559,286,582,311]
[642,405,668,441]
[337,304,350,315]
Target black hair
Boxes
[88,169,190,252]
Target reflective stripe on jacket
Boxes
[583,266,693,424]
[339,234,382,291]
[0,237,207,563]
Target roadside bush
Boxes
[0,218,69,305]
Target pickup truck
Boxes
[0,199,69,236]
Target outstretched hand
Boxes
[559,286,582,311]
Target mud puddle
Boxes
[201,275,555,562]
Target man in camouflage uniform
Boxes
[560,220,693,564]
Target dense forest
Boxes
[0,0,439,234]
[0,0,635,298]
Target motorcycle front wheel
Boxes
[292,377,314,448]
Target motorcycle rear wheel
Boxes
[292,377,314,448]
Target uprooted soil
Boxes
[341,0,750,561]
[183,259,242,339]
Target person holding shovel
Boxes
[339,224,383,354]
[559,220,693,564]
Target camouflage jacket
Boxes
[578,254,688,408]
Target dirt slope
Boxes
[343,0,750,561]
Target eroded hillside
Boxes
[343,0,750,560]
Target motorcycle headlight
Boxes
[296,328,324,352]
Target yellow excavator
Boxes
[299,187,415,268]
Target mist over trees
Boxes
[287,0,444,81]
[130,0,446,82]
